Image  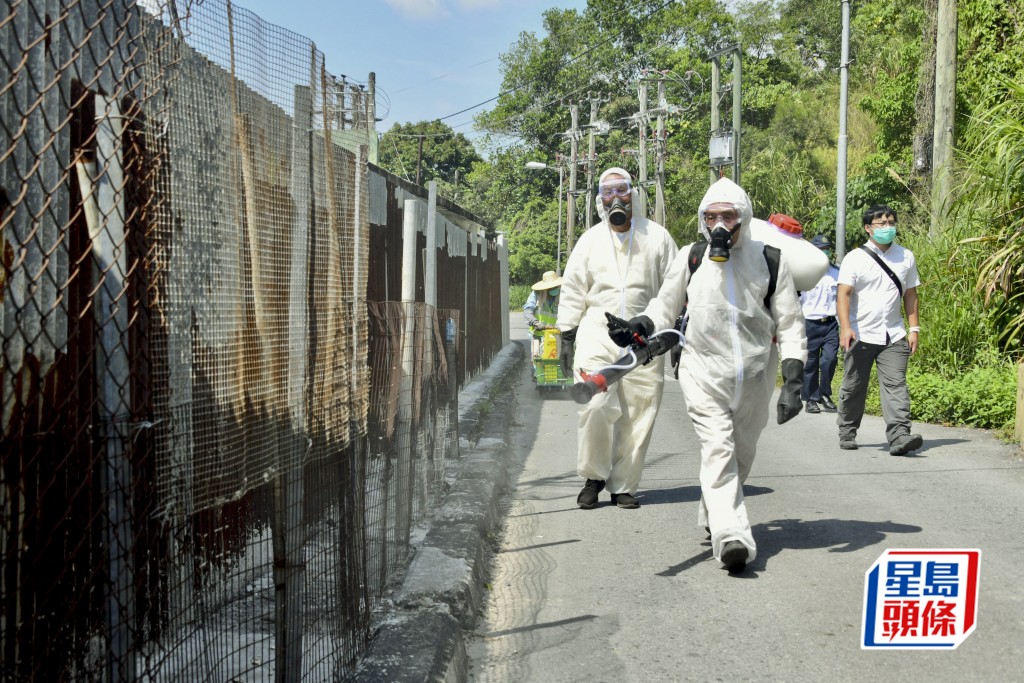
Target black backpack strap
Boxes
[762,244,781,312]
[688,239,708,276]
[858,245,903,297]
[673,240,708,333]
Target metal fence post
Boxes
[94,93,136,682]
[396,199,420,545]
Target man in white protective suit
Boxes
[556,167,678,510]
[628,177,807,572]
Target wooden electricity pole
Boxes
[586,98,599,229]
[415,134,424,186]
[931,0,957,235]
[637,82,648,217]
[567,104,579,254]
[655,80,666,226]
[913,0,939,179]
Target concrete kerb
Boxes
[353,341,526,682]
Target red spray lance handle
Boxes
[571,330,681,405]
[578,370,608,395]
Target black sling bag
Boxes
[858,245,903,297]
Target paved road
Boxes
[466,314,1024,682]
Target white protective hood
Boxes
[697,176,753,248]
[594,167,642,225]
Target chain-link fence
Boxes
[1,1,505,680]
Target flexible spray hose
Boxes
[571,328,686,404]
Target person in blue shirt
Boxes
[800,235,841,413]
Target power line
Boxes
[438,95,502,122]
[390,57,498,95]
[488,38,674,135]
[384,129,477,138]
[382,39,669,145]
[434,0,675,122]
[384,0,656,101]
[379,5,677,144]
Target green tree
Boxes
[504,197,562,285]
[378,120,481,186]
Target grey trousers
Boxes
[836,338,912,444]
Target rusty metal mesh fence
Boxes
[0,1,489,680]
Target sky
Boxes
[232,0,589,136]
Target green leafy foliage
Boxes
[953,77,1024,353]
[862,361,1017,431]
[504,197,561,284]
[379,120,481,185]
[509,284,531,311]
[379,0,1024,432]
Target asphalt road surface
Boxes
[466,314,1024,682]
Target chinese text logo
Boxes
[862,549,980,649]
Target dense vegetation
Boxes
[378,0,1024,432]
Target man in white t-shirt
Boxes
[836,204,922,456]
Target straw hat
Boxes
[531,270,564,291]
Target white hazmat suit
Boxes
[642,178,807,564]
[557,168,678,499]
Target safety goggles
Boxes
[598,181,631,199]
[703,208,740,227]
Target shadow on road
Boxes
[754,517,922,557]
[656,517,922,578]
[639,483,774,506]
[915,437,970,451]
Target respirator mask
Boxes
[608,199,630,227]
[703,205,741,262]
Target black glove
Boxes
[605,312,655,348]
[777,358,804,424]
[670,345,682,379]
[559,326,577,378]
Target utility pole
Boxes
[367,72,378,164]
[708,45,742,186]
[709,58,721,185]
[585,98,599,229]
[637,82,649,217]
[655,80,667,226]
[912,0,938,179]
[415,134,424,186]
[640,68,695,225]
[931,0,957,236]
[567,103,579,255]
[732,51,742,185]
[836,0,851,262]
[337,75,347,130]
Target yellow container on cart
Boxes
[540,328,560,359]
[532,328,573,391]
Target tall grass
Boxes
[899,227,1006,377]
[508,284,531,311]
[952,76,1024,356]
[846,79,1024,432]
